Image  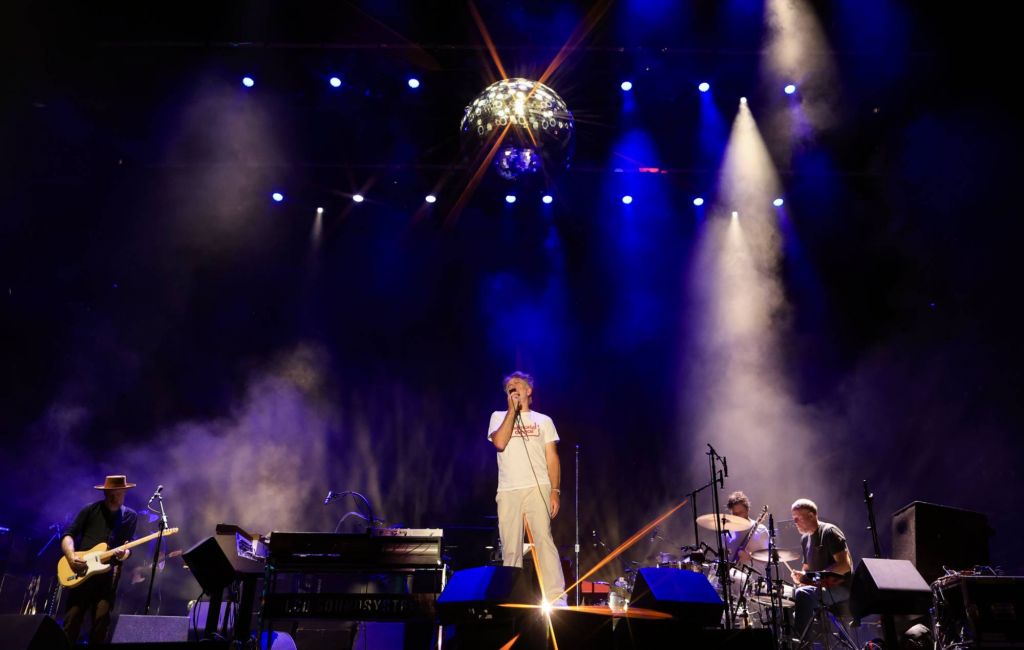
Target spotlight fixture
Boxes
[621,195,633,205]
[505,194,517,204]
[698,82,710,93]
[773,198,784,207]
[329,76,342,88]
[352,194,365,203]
[271,192,283,202]
[542,194,553,204]
[316,207,324,213]
[693,197,705,206]
[407,77,420,89]
[784,84,797,95]
[740,97,748,104]
[242,76,255,88]
[620,81,633,92]
[425,194,437,204]
[731,211,739,219]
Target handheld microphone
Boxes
[324,490,334,505]
[148,485,163,505]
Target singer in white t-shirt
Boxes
[487,371,566,606]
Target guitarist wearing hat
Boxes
[60,475,139,644]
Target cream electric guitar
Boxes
[57,528,180,588]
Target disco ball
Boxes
[461,77,574,180]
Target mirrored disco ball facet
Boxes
[460,78,574,180]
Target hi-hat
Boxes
[750,548,801,563]
[695,513,752,532]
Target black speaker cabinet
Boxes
[0,614,71,650]
[110,614,190,643]
[849,558,931,619]
[437,565,539,624]
[629,567,724,627]
[892,501,990,584]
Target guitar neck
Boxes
[96,528,178,561]
[733,507,769,558]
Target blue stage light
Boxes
[505,194,517,204]
[542,194,553,204]
[784,84,797,95]
[621,195,633,205]
[407,78,421,89]
[352,194,365,203]
[329,76,342,88]
[773,197,784,207]
[242,76,255,88]
[620,81,633,92]
[425,194,437,204]
[271,192,283,202]
[698,82,710,93]
[693,197,705,206]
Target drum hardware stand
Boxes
[862,480,899,648]
[765,514,788,649]
[794,573,858,650]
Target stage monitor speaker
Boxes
[849,558,931,619]
[437,566,539,624]
[0,614,71,650]
[628,567,724,627]
[892,501,990,583]
[182,536,240,594]
[110,614,189,643]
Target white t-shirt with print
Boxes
[487,410,560,492]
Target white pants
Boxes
[496,486,565,603]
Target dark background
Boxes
[2,0,1021,611]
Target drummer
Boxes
[722,491,769,566]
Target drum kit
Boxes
[609,512,803,634]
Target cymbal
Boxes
[695,513,752,532]
[750,548,800,563]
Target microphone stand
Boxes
[144,490,169,615]
[864,480,899,649]
[37,522,64,617]
[574,443,581,607]
[706,444,732,629]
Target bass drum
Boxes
[707,562,755,601]
[747,579,796,632]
